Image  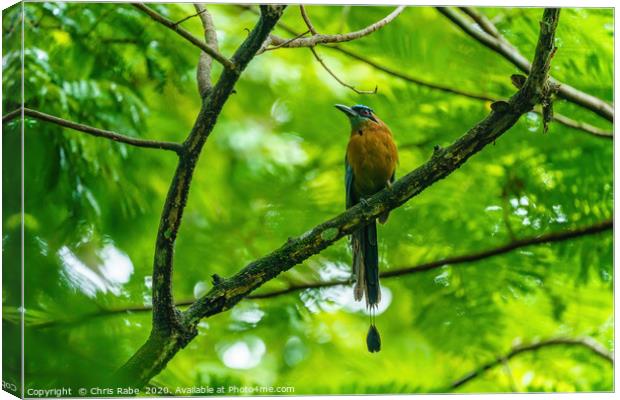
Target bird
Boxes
[335,104,398,353]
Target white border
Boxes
[0,1,616,400]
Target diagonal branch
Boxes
[551,113,612,139]
[309,46,377,95]
[299,5,317,35]
[446,337,613,391]
[268,6,406,49]
[132,3,235,71]
[458,6,503,38]
[181,9,562,330]
[2,108,22,123]
[437,7,614,122]
[2,107,183,153]
[172,7,206,26]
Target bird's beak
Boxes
[334,104,356,117]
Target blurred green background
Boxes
[2,3,613,395]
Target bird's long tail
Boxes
[352,220,381,352]
[352,220,380,306]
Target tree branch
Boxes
[193,3,218,98]
[2,108,21,123]
[252,7,611,139]
[112,5,286,388]
[2,107,183,152]
[19,218,610,328]
[437,7,614,122]
[551,113,613,139]
[132,3,235,71]
[268,6,406,49]
[447,337,614,391]
[172,7,206,26]
[181,8,561,331]
[261,29,310,53]
[458,6,503,38]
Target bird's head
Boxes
[335,104,378,130]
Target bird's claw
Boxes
[360,198,370,208]
[212,273,223,286]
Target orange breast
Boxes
[346,121,398,197]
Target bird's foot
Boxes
[359,198,370,208]
[211,273,223,286]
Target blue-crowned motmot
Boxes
[336,104,398,353]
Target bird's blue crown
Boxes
[351,105,374,114]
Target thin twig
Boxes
[309,47,377,95]
[2,107,183,153]
[173,8,207,26]
[262,29,310,53]
[551,113,613,139]
[458,6,503,38]
[300,5,318,35]
[132,3,235,71]
[447,337,613,391]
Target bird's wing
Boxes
[345,155,356,208]
[378,169,396,224]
